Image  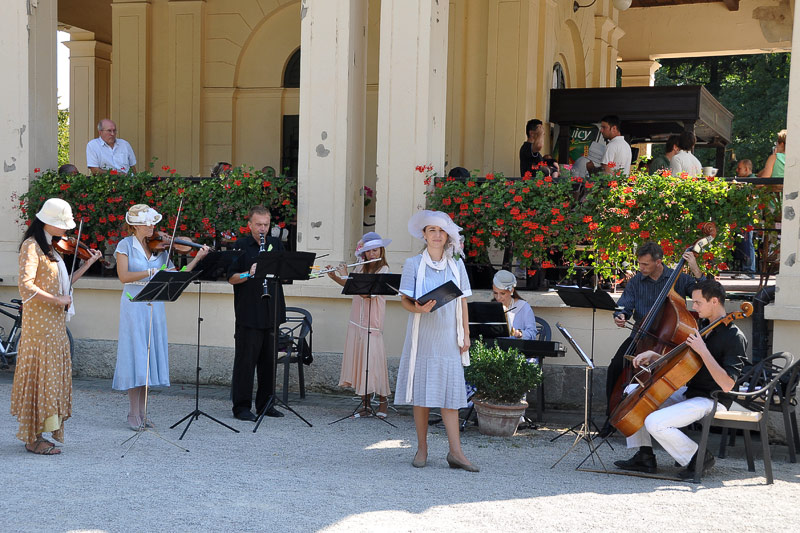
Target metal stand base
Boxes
[552,365,608,469]
[328,394,396,428]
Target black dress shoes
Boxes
[234,410,258,422]
[614,449,657,474]
[264,406,284,418]
[678,450,715,479]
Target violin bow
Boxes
[68,219,84,289]
[165,196,185,260]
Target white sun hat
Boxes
[125,205,163,226]
[355,232,391,258]
[493,270,517,291]
[35,198,76,230]
[407,209,463,255]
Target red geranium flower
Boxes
[630,222,639,230]
[263,181,271,187]
[145,190,153,197]
[583,216,592,223]
[639,230,650,239]
[110,169,118,176]
[610,226,622,233]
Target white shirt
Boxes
[86,137,137,173]
[601,135,632,175]
[670,150,702,176]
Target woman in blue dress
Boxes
[491,270,538,340]
[113,204,209,430]
[395,210,478,472]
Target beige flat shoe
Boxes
[446,452,479,472]
[412,451,427,468]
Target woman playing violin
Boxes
[112,204,209,430]
[11,199,102,455]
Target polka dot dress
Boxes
[10,238,72,445]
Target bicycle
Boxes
[0,298,74,369]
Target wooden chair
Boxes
[693,352,795,484]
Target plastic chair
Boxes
[276,307,313,404]
[535,316,551,341]
[694,352,795,484]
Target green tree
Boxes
[58,108,70,167]
[654,53,790,175]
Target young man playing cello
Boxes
[614,280,747,478]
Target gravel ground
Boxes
[1,372,799,533]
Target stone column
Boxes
[111,0,151,167]
[296,0,368,262]
[767,1,800,351]
[618,60,661,88]
[64,33,112,172]
[375,0,449,267]
[167,0,204,175]
[0,0,58,275]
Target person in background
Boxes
[491,270,537,340]
[86,119,137,175]
[758,129,786,178]
[58,164,79,177]
[587,115,632,176]
[647,135,680,174]
[670,131,703,177]
[735,159,755,178]
[733,158,756,279]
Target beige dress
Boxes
[338,265,391,396]
[10,238,72,445]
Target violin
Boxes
[146,230,206,254]
[53,237,109,266]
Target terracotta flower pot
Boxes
[473,398,528,437]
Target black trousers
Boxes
[605,337,633,416]
[231,325,276,415]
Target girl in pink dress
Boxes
[327,232,392,417]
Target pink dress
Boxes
[338,265,391,396]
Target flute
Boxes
[309,258,381,278]
[260,233,271,299]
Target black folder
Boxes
[406,280,463,312]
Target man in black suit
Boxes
[227,205,286,421]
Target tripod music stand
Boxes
[550,285,617,443]
[170,251,243,440]
[252,250,316,432]
[121,269,200,457]
[551,323,607,470]
[329,272,401,427]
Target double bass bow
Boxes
[607,223,717,415]
[610,301,753,437]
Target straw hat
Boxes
[35,198,76,230]
[493,270,517,291]
[125,204,162,226]
[407,210,463,255]
[355,232,391,258]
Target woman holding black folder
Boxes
[395,210,478,472]
[113,204,208,430]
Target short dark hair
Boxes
[693,279,726,304]
[666,135,681,153]
[637,241,664,261]
[677,131,696,151]
[601,115,622,132]
[248,205,271,219]
[526,119,543,136]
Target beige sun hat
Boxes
[407,210,463,255]
[125,204,163,226]
[35,198,76,230]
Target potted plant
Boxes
[464,338,543,436]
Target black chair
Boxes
[535,316,551,342]
[276,307,313,404]
[694,352,795,484]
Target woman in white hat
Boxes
[327,232,392,417]
[113,204,209,430]
[395,210,478,472]
[11,198,102,455]
[491,270,538,340]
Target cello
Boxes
[606,223,717,414]
[610,301,753,437]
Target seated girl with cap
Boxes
[327,232,393,418]
[491,270,538,340]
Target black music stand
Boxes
[170,252,243,440]
[467,302,509,339]
[121,270,200,456]
[329,273,401,427]
[252,251,316,432]
[550,286,618,443]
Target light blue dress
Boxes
[507,299,538,340]
[394,255,472,409]
[112,237,173,391]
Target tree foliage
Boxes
[57,108,70,167]
[654,53,790,175]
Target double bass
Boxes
[606,223,717,415]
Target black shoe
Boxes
[264,406,284,418]
[614,450,657,474]
[678,450,715,479]
[597,420,616,439]
[234,410,258,422]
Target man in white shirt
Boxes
[587,115,632,175]
[86,119,137,175]
[669,131,703,176]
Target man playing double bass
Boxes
[599,242,704,438]
[613,280,747,478]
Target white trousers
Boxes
[625,385,726,466]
